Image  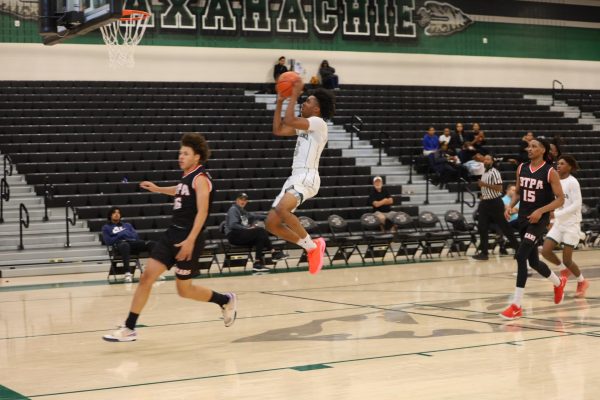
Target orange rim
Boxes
[120,9,150,22]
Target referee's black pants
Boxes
[227,228,272,263]
[477,197,520,256]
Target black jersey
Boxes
[517,161,555,218]
[171,164,213,230]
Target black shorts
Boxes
[518,214,550,245]
[150,226,205,280]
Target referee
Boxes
[472,155,520,261]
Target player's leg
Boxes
[174,243,238,327]
[541,237,562,267]
[525,224,566,304]
[561,232,589,297]
[102,258,167,342]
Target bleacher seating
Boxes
[0,81,413,252]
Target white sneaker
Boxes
[102,326,137,342]
[222,293,237,327]
[124,273,133,283]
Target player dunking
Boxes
[103,133,236,342]
[266,83,335,274]
[500,139,566,320]
[541,155,589,297]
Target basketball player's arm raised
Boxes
[528,169,565,223]
[139,181,176,196]
[175,175,210,261]
[272,95,297,137]
[282,82,310,131]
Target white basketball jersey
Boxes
[554,175,582,226]
[292,116,328,170]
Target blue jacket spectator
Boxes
[423,126,439,156]
[102,207,154,281]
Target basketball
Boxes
[276,71,302,97]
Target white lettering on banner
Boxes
[134,0,461,39]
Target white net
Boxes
[100,10,149,69]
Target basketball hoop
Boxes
[100,9,150,69]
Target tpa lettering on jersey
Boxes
[174,183,191,210]
[519,176,544,190]
[176,183,191,196]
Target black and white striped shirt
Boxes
[481,167,503,200]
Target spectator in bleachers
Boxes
[518,131,535,163]
[439,127,452,146]
[503,184,520,230]
[224,192,287,274]
[273,56,288,82]
[466,122,483,144]
[472,155,520,261]
[422,126,439,156]
[549,140,562,167]
[448,122,465,154]
[368,176,394,230]
[458,132,487,177]
[102,207,154,283]
[428,143,463,188]
[319,60,339,90]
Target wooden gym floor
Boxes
[1,251,600,399]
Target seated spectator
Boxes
[422,126,439,156]
[225,192,287,274]
[428,143,465,188]
[273,56,288,82]
[368,176,394,230]
[448,122,465,154]
[465,122,482,144]
[502,184,519,230]
[439,127,452,146]
[458,132,487,177]
[319,60,339,90]
[102,207,154,282]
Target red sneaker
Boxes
[307,238,326,275]
[500,304,522,320]
[575,280,590,298]
[554,276,567,304]
[560,269,571,280]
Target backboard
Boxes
[39,0,122,45]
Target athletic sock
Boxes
[125,312,139,330]
[577,274,585,283]
[296,235,317,251]
[558,262,567,271]
[513,287,524,307]
[548,271,561,287]
[209,291,230,308]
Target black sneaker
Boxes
[499,247,509,255]
[252,264,271,274]
[271,251,289,261]
[471,254,489,261]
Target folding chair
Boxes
[391,212,425,261]
[418,211,451,258]
[444,209,478,256]
[360,213,394,263]
[104,238,146,283]
[327,214,365,265]
[217,221,253,274]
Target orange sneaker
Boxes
[575,280,590,298]
[554,276,567,304]
[560,269,571,280]
[500,304,522,320]
[307,238,326,275]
